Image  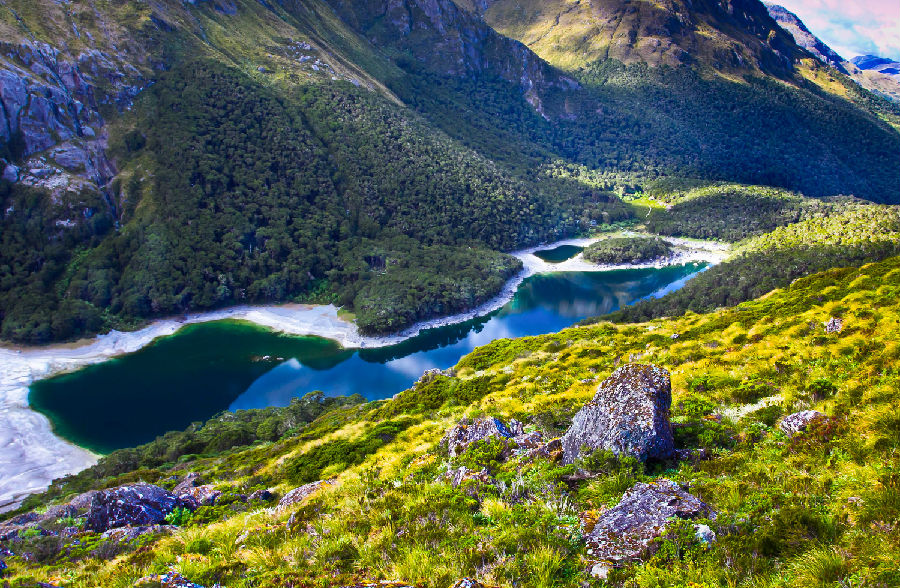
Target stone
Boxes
[524,438,563,462]
[277,479,333,510]
[440,466,492,489]
[583,478,713,566]
[101,524,173,542]
[2,163,18,182]
[450,579,492,588]
[173,473,221,508]
[589,562,610,580]
[779,410,827,437]
[694,523,716,546]
[442,417,524,458]
[248,489,275,502]
[84,484,179,532]
[824,317,844,334]
[561,364,674,463]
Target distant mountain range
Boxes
[764,3,900,101]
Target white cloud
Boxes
[774,0,900,61]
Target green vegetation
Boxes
[603,200,900,322]
[644,184,822,241]
[583,236,672,265]
[6,251,900,587]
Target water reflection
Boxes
[31,264,704,452]
[230,265,704,410]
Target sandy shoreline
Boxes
[0,234,728,511]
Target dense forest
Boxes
[600,202,900,322]
[583,236,672,265]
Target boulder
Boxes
[248,489,275,502]
[561,364,674,463]
[584,478,713,566]
[101,524,174,542]
[84,484,178,532]
[442,417,525,458]
[779,410,827,437]
[277,479,334,511]
[173,473,221,508]
[824,317,844,334]
[440,466,493,489]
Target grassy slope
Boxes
[5,254,900,587]
[605,197,900,321]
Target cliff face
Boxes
[330,0,577,110]
[474,0,803,77]
[0,40,147,195]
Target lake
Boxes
[30,264,704,453]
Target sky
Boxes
[773,0,900,62]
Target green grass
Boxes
[6,251,900,587]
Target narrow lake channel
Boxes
[29,263,705,453]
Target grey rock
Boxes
[440,466,492,489]
[694,523,716,545]
[2,163,19,182]
[584,478,713,565]
[101,524,173,542]
[248,488,275,502]
[824,317,844,333]
[562,364,674,463]
[442,417,524,458]
[277,479,333,510]
[779,410,827,437]
[84,484,179,532]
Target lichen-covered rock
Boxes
[440,466,493,490]
[173,473,221,508]
[277,479,334,511]
[84,484,178,532]
[442,417,524,458]
[584,478,713,565]
[824,317,844,333]
[101,524,174,542]
[561,364,674,463]
[248,489,275,502]
[779,410,827,437]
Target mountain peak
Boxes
[764,3,844,70]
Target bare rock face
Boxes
[277,479,334,511]
[442,417,525,458]
[584,479,713,566]
[561,364,674,464]
[84,484,179,532]
[824,317,844,333]
[779,410,827,437]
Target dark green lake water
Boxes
[532,244,584,263]
[30,264,704,453]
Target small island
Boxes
[583,236,673,265]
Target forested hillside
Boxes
[1,0,899,345]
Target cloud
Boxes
[774,0,900,61]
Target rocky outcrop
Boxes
[764,4,845,70]
[824,317,844,334]
[584,479,713,570]
[0,38,148,194]
[442,417,525,458]
[440,466,493,491]
[779,410,827,437]
[277,479,334,511]
[84,484,180,532]
[173,473,221,509]
[331,0,577,113]
[561,364,674,464]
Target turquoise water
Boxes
[532,244,584,263]
[30,264,704,453]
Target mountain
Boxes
[763,2,844,69]
[853,54,900,75]
[764,4,900,102]
[1,0,899,345]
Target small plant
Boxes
[165,507,193,527]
